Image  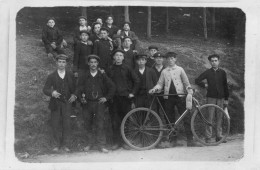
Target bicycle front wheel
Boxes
[121,107,163,150]
[191,104,230,146]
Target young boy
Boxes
[73,30,93,78]
[107,49,140,149]
[134,54,158,108]
[76,54,115,153]
[42,17,65,58]
[118,22,139,50]
[89,22,102,43]
[195,54,229,143]
[104,15,121,49]
[43,54,77,152]
[93,27,114,71]
[149,52,200,147]
[73,16,92,48]
[146,45,158,67]
[122,36,136,69]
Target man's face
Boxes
[47,20,55,28]
[210,57,220,69]
[123,23,130,31]
[149,49,158,57]
[106,17,113,25]
[93,24,101,34]
[100,30,108,39]
[114,52,124,64]
[88,58,98,70]
[155,57,164,65]
[136,58,147,67]
[56,59,67,70]
[96,18,103,24]
[79,18,87,26]
[167,56,176,66]
[80,33,89,42]
[123,38,132,48]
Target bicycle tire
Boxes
[121,107,163,150]
[191,104,230,146]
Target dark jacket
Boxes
[134,67,158,94]
[43,70,76,110]
[107,64,140,96]
[195,68,229,100]
[123,49,136,69]
[120,30,138,41]
[76,70,115,101]
[73,41,93,72]
[73,26,91,45]
[42,25,63,46]
[104,24,119,39]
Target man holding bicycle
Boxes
[149,52,200,147]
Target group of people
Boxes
[42,15,229,153]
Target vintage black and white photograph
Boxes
[12,5,246,164]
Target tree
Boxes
[81,7,87,18]
[124,6,130,22]
[165,7,169,33]
[147,6,151,39]
[203,7,208,40]
[212,8,216,34]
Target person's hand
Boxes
[87,40,93,45]
[128,93,134,98]
[98,68,105,74]
[224,100,228,107]
[52,90,61,98]
[99,97,107,104]
[68,94,77,103]
[51,42,57,49]
[74,72,78,78]
[117,29,122,35]
[149,89,156,94]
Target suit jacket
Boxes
[134,67,158,95]
[76,70,115,101]
[120,30,138,41]
[154,65,193,99]
[43,70,76,110]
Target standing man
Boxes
[195,54,229,143]
[149,52,200,147]
[76,54,115,153]
[43,54,77,152]
[107,49,140,149]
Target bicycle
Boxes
[120,91,230,150]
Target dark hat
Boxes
[55,54,69,61]
[122,21,131,27]
[122,36,132,42]
[87,54,100,62]
[78,16,87,21]
[100,27,109,33]
[79,30,90,36]
[148,45,158,50]
[135,53,147,60]
[165,52,178,58]
[208,54,220,61]
[153,52,164,58]
[111,49,125,59]
[47,17,55,22]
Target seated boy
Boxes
[134,53,158,108]
[122,36,136,69]
[42,17,65,58]
[149,52,200,147]
[107,49,140,149]
[73,30,93,78]
[43,54,77,152]
[73,16,92,49]
[93,27,114,71]
[76,54,115,153]
[118,22,139,50]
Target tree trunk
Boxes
[147,7,151,39]
[124,6,130,22]
[212,8,216,34]
[165,7,169,33]
[81,7,87,18]
[203,7,208,40]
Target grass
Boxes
[15,17,245,160]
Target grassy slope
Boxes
[15,20,244,158]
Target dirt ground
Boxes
[24,134,243,162]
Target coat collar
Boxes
[166,65,177,71]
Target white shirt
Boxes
[57,70,65,79]
[139,67,145,75]
[79,26,88,31]
[90,71,98,77]
[124,31,129,36]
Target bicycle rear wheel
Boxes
[191,104,230,146]
[121,107,163,150]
